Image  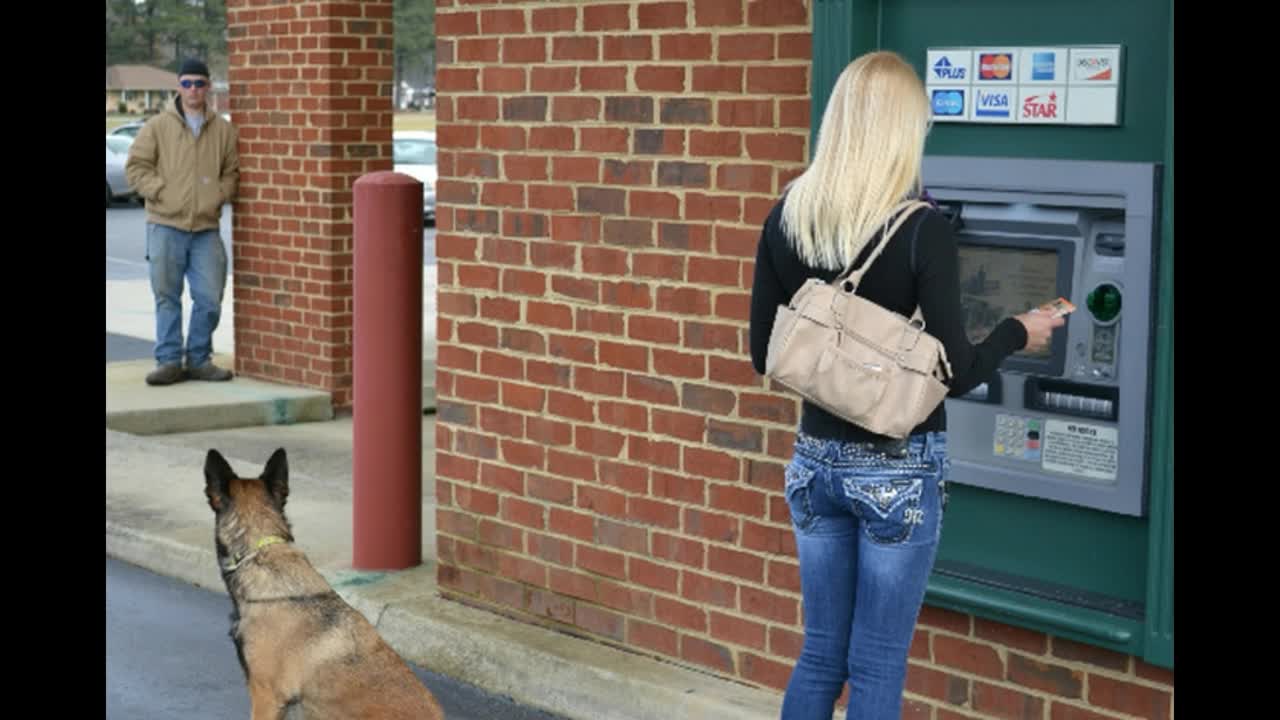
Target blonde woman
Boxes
[749,51,1062,720]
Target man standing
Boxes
[126,58,238,385]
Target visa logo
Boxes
[932,56,966,80]
[974,90,1011,118]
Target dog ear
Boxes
[204,449,235,512]
[261,447,289,508]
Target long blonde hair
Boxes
[781,51,931,270]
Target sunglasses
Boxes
[179,79,208,89]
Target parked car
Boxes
[392,130,437,225]
[110,121,144,139]
[106,135,139,207]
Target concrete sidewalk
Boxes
[105,364,789,720]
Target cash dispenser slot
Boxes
[1023,378,1119,422]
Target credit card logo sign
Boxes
[1022,92,1059,119]
[975,89,1012,118]
[1074,55,1113,81]
[1032,52,1056,81]
[932,89,965,117]
[932,56,966,80]
[979,53,1013,80]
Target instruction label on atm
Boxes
[1042,420,1118,482]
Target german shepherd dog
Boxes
[204,448,445,720]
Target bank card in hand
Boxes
[1035,297,1076,318]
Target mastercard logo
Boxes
[979,53,1013,80]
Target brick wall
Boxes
[432,2,1174,718]
[226,0,395,408]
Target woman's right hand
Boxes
[1014,311,1066,353]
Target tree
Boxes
[394,0,436,107]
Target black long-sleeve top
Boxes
[749,198,1029,443]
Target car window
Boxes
[393,139,436,165]
[106,136,133,155]
[112,125,140,138]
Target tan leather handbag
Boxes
[764,201,953,439]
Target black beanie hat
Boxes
[178,58,210,78]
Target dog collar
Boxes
[221,535,288,573]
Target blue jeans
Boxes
[780,431,949,720]
[146,223,227,368]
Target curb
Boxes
[105,522,783,720]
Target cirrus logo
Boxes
[931,89,965,117]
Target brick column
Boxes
[225,0,394,408]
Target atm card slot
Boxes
[957,375,1003,404]
[1023,378,1119,422]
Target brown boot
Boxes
[145,362,186,386]
[187,362,234,382]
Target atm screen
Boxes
[957,244,1060,358]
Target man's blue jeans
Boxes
[780,431,949,720]
[146,222,227,368]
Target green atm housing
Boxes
[808,0,1174,668]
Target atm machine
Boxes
[922,156,1161,517]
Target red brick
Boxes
[628,435,682,469]
[581,127,631,154]
[595,517,648,554]
[454,485,499,516]
[582,65,629,92]
[975,619,1048,656]
[573,369,623,403]
[918,605,973,635]
[627,496,681,529]
[719,33,773,61]
[501,439,545,470]
[692,65,743,93]
[934,635,1005,680]
[695,0,744,26]
[577,545,627,580]
[905,663,972,706]
[549,508,595,542]
[1051,638,1129,672]
[747,0,808,27]
[548,449,596,483]
[548,567,596,602]
[596,580,653,616]
[682,635,734,674]
[683,507,739,543]
[527,473,574,505]
[1049,703,1131,720]
[503,37,545,64]
[529,126,574,152]
[651,471,705,504]
[780,98,810,128]
[531,66,577,92]
[502,497,546,530]
[655,596,707,632]
[603,35,653,61]
[532,6,576,32]
[652,532,705,568]
[549,334,597,364]
[597,460,648,495]
[584,4,631,31]
[553,36,599,61]
[741,653,791,693]
[576,426,627,458]
[660,33,712,60]
[973,681,1046,719]
[629,619,678,656]
[482,66,525,93]
[1088,675,1172,719]
[528,531,575,566]
[747,66,808,95]
[636,66,686,92]
[710,612,766,651]
[745,133,806,162]
[1008,653,1084,699]
[552,215,601,245]
[768,559,800,593]
[437,11,479,36]
[660,222,713,252]
[639,2,687,28]
[578,485,630,520]
[480,8,524,35]
[682,570,736,609]
[457,38,499,63]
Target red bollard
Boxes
[352,171,423,570]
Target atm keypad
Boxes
[994,414,1043,461]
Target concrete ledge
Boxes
[106,355,334,435]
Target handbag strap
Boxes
[838,200,931,288]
